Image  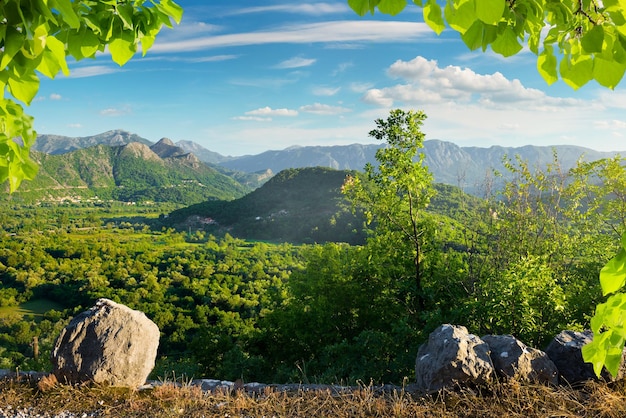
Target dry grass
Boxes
[2,375,626,417]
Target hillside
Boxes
[164,166,486,244]
[218,140,619,195]
[165,167,367,244]
[6,141,250,205]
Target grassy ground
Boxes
[2,375,626,417]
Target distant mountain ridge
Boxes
[7,140,249,204]
[33,130,623,195]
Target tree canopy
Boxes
[0,0,182,192]
[348,0,626,90]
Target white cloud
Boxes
[100,106,132,116]
[350,82,374,93]
[67,123,82,128]
[300,103,351,115]
[246,106,298,117]
[151,21,433,53]
[69,65,120,78]
[49,93,62,100]
[275,57,316,69]
[224,3,349,16]
[312,86,341,96]
[332,62,353,76]
[232,116,272,122]
[363,56,584,110]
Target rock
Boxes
[415,324,494,393]
[545,330,626,384]
[51,298,160,388]
[482,334,558,385]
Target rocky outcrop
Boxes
[482,334,558,385]
[51,298,159,388]
[415,324,494,393]
[545,330,626,384]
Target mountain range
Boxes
[7,138,249,205]
[31,130,623,196]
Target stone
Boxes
[51,298,160,388]
[482,334,558,385]
[545,329,626,384]
[415,324,494,393]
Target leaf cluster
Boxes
[0,0,182,191]
[349,0,626,89]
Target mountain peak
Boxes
[155,137,175,146]
[120,142,162,162]
[150,138,186,159]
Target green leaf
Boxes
[444,0,477,34]
[581,25,605,54]
[7,71,40,105]
[47,36,69,76]
[491,27,523,57]
[538,45,558,85]
[461,20,484,50]
[582,332,609,378]
[593,56,626,89]
[377,0,407,15]
[1,27,25,70]
[347,0,372,15]
[50,0,80,29]
[109,30,137,66]
[600,248,626,295]
[158,0,184,24]
[423,0,445,35]
[475,0,505,25]
[560,54,593,89]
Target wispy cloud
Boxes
[100,105,132,117]
[151,21,432,53]
[245,106,298,117]
[49,93,62,100]
[300,103,351,115]
[350,82,374,93]
[275,57,317,69]
[232,116,272,122]
[223,3,349,16]
[69,65,121,78]
[312,86,340,96]
[67,123,82,128]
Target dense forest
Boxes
[0,161,621,383]
[0,115,625,383]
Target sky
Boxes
[29,1,626,156]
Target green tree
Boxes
[342,109,435,313]
[0,0,183,191]
[348,0,626,89]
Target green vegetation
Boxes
[0,121,624,385]
[2,144,249,205]
[166,167,367,244]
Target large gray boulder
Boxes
[415,324,494,393]
[51,298,159,388]
[482,334,558,385]
[545,329,626,385]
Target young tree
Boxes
[342,109,435,312]
[348,0,626,90]
[0,0,183,191]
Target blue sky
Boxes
[29,1,626,156]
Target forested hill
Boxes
[165,167,367,244]
[5,142,249,205]
[163,167,485,244]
